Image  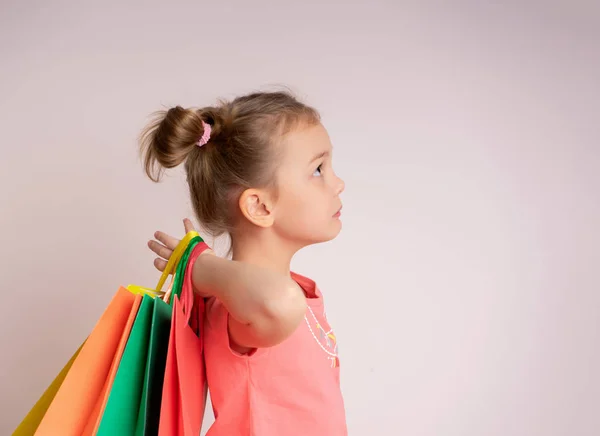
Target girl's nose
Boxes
[335,176,345,195]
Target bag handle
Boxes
[155,231,201,292]
[180,242,210,323]
[126,231,200,297]
[169,236,202,305]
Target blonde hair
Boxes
[140,91,320,238]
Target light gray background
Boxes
[1,1,599,435]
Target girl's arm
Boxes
[149,220,306,350]
[193,253,307,349]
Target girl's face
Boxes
[271,122,345,246]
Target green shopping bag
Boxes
[135,297,173,435]
[97,294,155,435]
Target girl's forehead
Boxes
[279,123,332,160]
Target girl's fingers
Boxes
[148,240,173,260]
[183,218,196,234]
[154,231,180,251]
[154,258,168,272]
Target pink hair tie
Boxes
[197,121,211,147]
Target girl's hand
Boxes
[148,218,212,272]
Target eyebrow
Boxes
[309,150,330,164]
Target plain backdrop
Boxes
[1,1,599,435]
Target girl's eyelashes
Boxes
[313,164,323,177]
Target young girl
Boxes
[143,91,346,435]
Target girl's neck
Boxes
[230,231,299,276]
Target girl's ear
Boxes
[238,188,275,228]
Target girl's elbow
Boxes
[260,286,307,345]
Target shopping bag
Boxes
[99,233,201,435]
[12,342,84,436]
[82,293,143,436]
[34,288,137,435]
[97,293,155,435]
[14,231,201,435]
[14,292,146,436]
[135,297,174,435]
[159,240,210,436]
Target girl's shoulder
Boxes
[290,271,322,300]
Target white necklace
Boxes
[304,306,339,367]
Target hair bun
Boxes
[140,106,207,182]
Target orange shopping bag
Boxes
[34,287,137,435]
[81,293,143,436]
[159,240,210,436]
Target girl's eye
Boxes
[313,164,323,177]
